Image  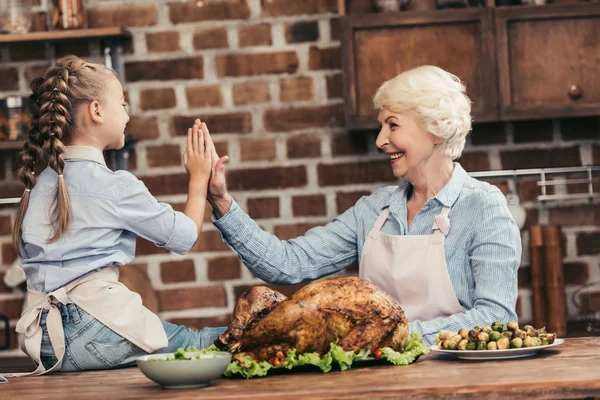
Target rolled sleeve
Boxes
[165,211,198,254]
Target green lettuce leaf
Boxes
[380,333,430,366]
[223,356,272,379]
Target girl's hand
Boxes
[184,118,212,182]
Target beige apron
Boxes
[360,206,463,322]
[4,267,167,377]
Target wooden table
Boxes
[3,337,600,399]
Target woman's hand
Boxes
[184,119,213,183]
[193,120,232,218]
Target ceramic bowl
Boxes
[136,351,232,389]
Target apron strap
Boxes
[432,206,451,237]
[373,208,391,231]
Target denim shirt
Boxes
[214,163,522,344]
[20,146,198,292]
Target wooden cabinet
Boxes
[496,4,600,120]
[342,9,498,130]
[342,4,600,127]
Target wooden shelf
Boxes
[0,140,24,150]
[0,27,130,44]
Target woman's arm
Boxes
[409,191,522,344]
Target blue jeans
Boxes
[39,303,227,372]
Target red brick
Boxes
[523,208,539,230]
[287,135,322,159]
[24,64,50,83]
[309,46,341,70]
[2,243,17,266]
[326,73,343,99]
[280,77,313,102]
[55,41,90,58]
[8,43,45,62]
[141,173,189,196]
[147,144,181,168]
[207,256,241,281]
[227,166,307,191]
[247,197,280,219]
[577,291,600,313]
[172,113,252,136]
[549,205,600,227]
[169,0,250,24]
[193,27,229,50]
[285,21,319,43]
[88,5,158,28]
[0,181,24,198]
[458,152,490,172]
[500,146,581,170]
[158,286,226,311]
[592,144,600,164]
[215,142,229,158]
[125,57,203,82]
[146,31,181,53]
[136,237,169,256]
[274,222,326,240]
[331,132,369,156]
[0,215,11,236]
[216,51,298,77]
[318,160,396,186]
[232,81,271,105]
[239,23,272,47]
[560,117,600,141]
[240,138,276,161]
[336,191,370,213]
[264,104,343,132]
[139,88,176,110]
[186,85,223,108]
[261,0,338,17]
[0,298,24,319]
[160,259,196,284]
[516,178,546,202]
[125,117,159,140]
[470,122,507,145]
[191,230,230,252]
[330,18,340,40]
[576,232,600,256]
[513,120,553,143]
[0,271,14,293]
[0,68,18,91]
[563,261,590,286]
[0,325,19,350]
[292,194,326,217]
[168,315,231,330]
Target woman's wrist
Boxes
[209,192,233,219]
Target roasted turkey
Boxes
[215,276,409,363]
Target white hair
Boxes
[373,66,472,160]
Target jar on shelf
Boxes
[50,0,85,29]
[0,0,32,34]
[0,97,31,141]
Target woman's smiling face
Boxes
[375,108,443,180]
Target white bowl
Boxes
[136,351,232,389]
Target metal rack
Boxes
[469,165,600,202]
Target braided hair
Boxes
[13,55,117,252]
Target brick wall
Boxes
[0,0,599,349]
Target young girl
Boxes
[9,55,226,375]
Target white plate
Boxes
[429,338,564,360]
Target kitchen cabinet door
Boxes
[342,9,499,130]
[496,4,600,120]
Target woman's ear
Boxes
[88,100,103,124]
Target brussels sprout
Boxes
[482,326,493,334]
[438,330,456,340]
[507,320,519,331]
[523,325,534,332]
[541,337,549,346]
[477,332,490,343]
[510,337,523,348]
[473,326,481,332]
[526,329,538,337]
[469,329,480,341]
[459,328,470,340]
[546,333,556,344]
[489,331,502,342]
[513,329,526,340]
[466,342,477,350]
[446,339,459,350]
[487,341,498,350]
[497,337,510,350]
[491,321,504,333]
[523,336,535,347]
[458,339,469,350]
[477,341,487,351]
[501,330,514,340]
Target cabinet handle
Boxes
[568,85,582,100]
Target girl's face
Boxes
[375,108,443,181]
[100,77,129,150]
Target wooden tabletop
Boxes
[3,337,600,399]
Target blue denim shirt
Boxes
[20,146,197,292]
[214,163,522,344]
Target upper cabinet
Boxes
[495,4,600,120]
[341,3,600,128]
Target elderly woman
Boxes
[205,66,521,345]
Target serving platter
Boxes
[429,338,564,360]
